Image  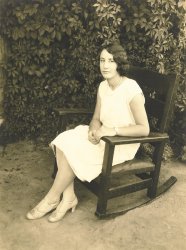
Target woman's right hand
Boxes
[88,130,100,145]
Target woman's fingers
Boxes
[88,130,100,144]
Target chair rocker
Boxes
[53,66,178,218]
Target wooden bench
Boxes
[53,66,178,218]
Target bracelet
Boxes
[114,127,119,135]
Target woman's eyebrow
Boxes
[100,57,113,60]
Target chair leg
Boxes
[95,143,115,218]
[147,141,165,198]
[95,192,108,218]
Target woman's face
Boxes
[100,49,119,79]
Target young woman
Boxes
[26,41,149,222]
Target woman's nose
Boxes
[103,61,109,68]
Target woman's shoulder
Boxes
[124,77,143,102]
[98,80,108,97]
[99,80,107,87]
[98,80,108,90]
[123,77,142,91]
[124,77,139,87]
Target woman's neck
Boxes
[107,75,124,90]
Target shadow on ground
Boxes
[0,140,186,250]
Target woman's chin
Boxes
[102,74,110,79]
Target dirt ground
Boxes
[0,140,186,250]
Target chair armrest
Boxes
[54,108,93,116]
[54,109,168,145]
[101,132,169,145]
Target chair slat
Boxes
[145,97,164,120]
[127,66,177,132]
[127,66,175,92]
[112,158,155,176]
[54,108,93,115]
[108,179,153,199]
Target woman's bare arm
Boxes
[88,92,102,144]
[116,93,150,136]
[95,93,150,140]
[89,92,102,132]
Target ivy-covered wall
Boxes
[0,37,6,122]
[0,0,185,159]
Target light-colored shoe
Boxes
[26,197,60,220]
[48,197,78,223]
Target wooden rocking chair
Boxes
[53,66,178,218]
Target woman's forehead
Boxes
[100,49,113,58]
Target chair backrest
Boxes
[126,66,178,133]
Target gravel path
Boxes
[0,140,186,250]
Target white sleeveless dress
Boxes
[50,78,144,182]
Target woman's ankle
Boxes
[45,194,61,204]
[62,194,77,202]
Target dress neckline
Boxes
[107,77,128,91]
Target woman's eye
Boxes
[100,59,114,63]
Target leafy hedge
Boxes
[0,0,185,159]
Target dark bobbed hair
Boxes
[101,41,129,76]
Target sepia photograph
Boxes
[0,0,185,249]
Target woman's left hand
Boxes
[88,130,100,145]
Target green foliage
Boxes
[93,0,122,42]
[0,0,102,141]
[0,0,185,159]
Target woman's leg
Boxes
[27,147,76,220]
[48,149,78,222]
[63,181,76,201]
[46,148,75,202]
